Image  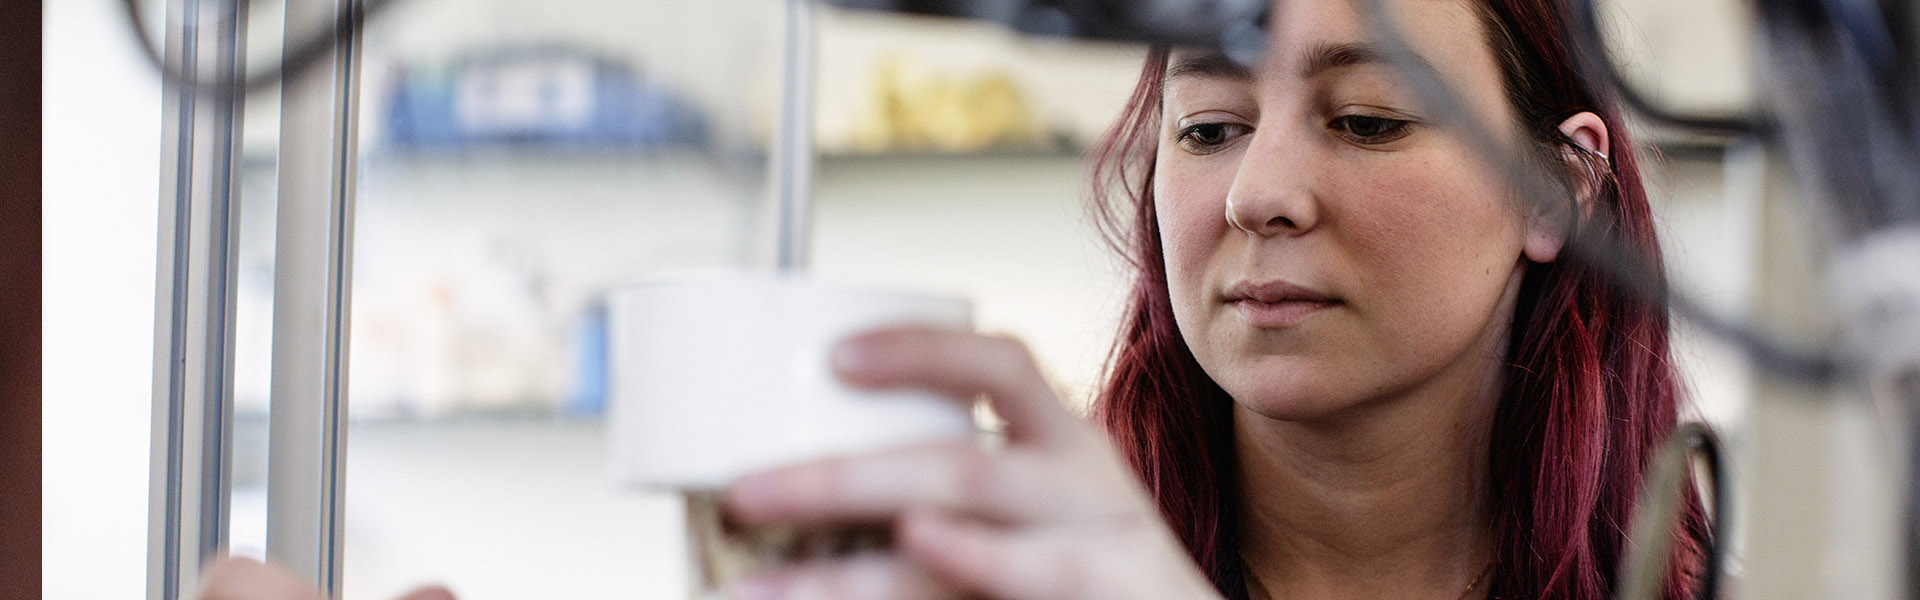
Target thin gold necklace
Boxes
[1243,560,1495,600]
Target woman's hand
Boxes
[197,557,454,600]
[722,327,1222,600]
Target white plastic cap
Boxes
[607,272,974,491]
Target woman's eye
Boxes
[1177,123,1249,154]
[1331,115,1413,145]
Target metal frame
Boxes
[146,0,247,597]
[264,0,363,595]
[774,0,816,271]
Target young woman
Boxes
[718,0,1710,598]
[201,0,1709,598]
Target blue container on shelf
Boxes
[382,43,709,152]
[565,300,610,418]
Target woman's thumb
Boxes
[397,585,457,600]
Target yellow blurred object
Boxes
[853,54,1043,153]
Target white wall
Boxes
[42,0,163,597]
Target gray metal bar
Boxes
[147,0,247,598]
[265,0,361,595]
[774,0,816,271]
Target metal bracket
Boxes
[264,0,363,595]
[147,0,246,597]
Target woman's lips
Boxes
[1228,298,1340,327]
[1223,280,1341,328]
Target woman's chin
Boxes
[1217,370,1373,424]
[1229,392,1366,424]
[1197,347,1393,423]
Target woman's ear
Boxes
[1525,111,1612,264]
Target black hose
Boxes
[120,0,401,97]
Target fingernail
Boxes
[830,337,880,375]
[725,473,775,513]
[728,576,779,600]
[899,508,944,546]
[400,586,457,600]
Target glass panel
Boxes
[342,2,1143,598]
[344,0,778,597]
[230,0,290,564]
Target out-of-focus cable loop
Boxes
[1616,422,1726,600]
[1353,0,1840,385]
[1835,227,1920,424]
[1749,0,1920,238]
[116,0,1908,593]
[1356,0,1920,596]
[121,0,401,97]
[1350,2,1832,596]
[1568,0,1768,137]
[1821,0,1898,67]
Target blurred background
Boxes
[46,0,1806,598]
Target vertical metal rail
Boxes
[147,0,247,597]
[265,0,361,595]
[773,0,816,272]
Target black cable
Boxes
[1748,0,1920,238]
[120,0,401,97]
[833,0,1845,383]
[1597,421,1729,600]
[119,0,1860,387]
[122,0,1859,386]
[1678,423,1727,600]
[1568,0,1768,137]
[1355,0,1840,384]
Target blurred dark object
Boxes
[121,0,397,97]
[825,0,1269,62]
[0,0,42,594]
[1746,0,1920,237]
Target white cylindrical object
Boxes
[608,273,973,490]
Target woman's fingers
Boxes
[721,327,1216,600]
[197,557,323,600]
[897,509,1207,600]
[896,508,1075,600]
[832,327,1080,447]
[727,441,1053,526]
[198,557,455,600]
[397,586,457,600]
[728,554,964,600]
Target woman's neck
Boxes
[1232,358,1501,600]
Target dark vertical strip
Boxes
[199,0,246,572]
[161,3,202,596]
[323,3,362,590]
[0,0,42,595]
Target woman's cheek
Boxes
[1154,172,1234,355]
[1155,203,1208,331]
[1339,170,1524,360]
[1154,170,1226,277]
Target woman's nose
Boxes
[1224,130,1320,237]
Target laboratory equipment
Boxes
[128,0,1920,598]
[606,273,974,598]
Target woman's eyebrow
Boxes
[1166,50,1252,81]
[1168,42,1442,83]
[1300,41,1438,80]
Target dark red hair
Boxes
[1085,0,1711,598]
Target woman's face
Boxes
[1155,0,1538,420]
